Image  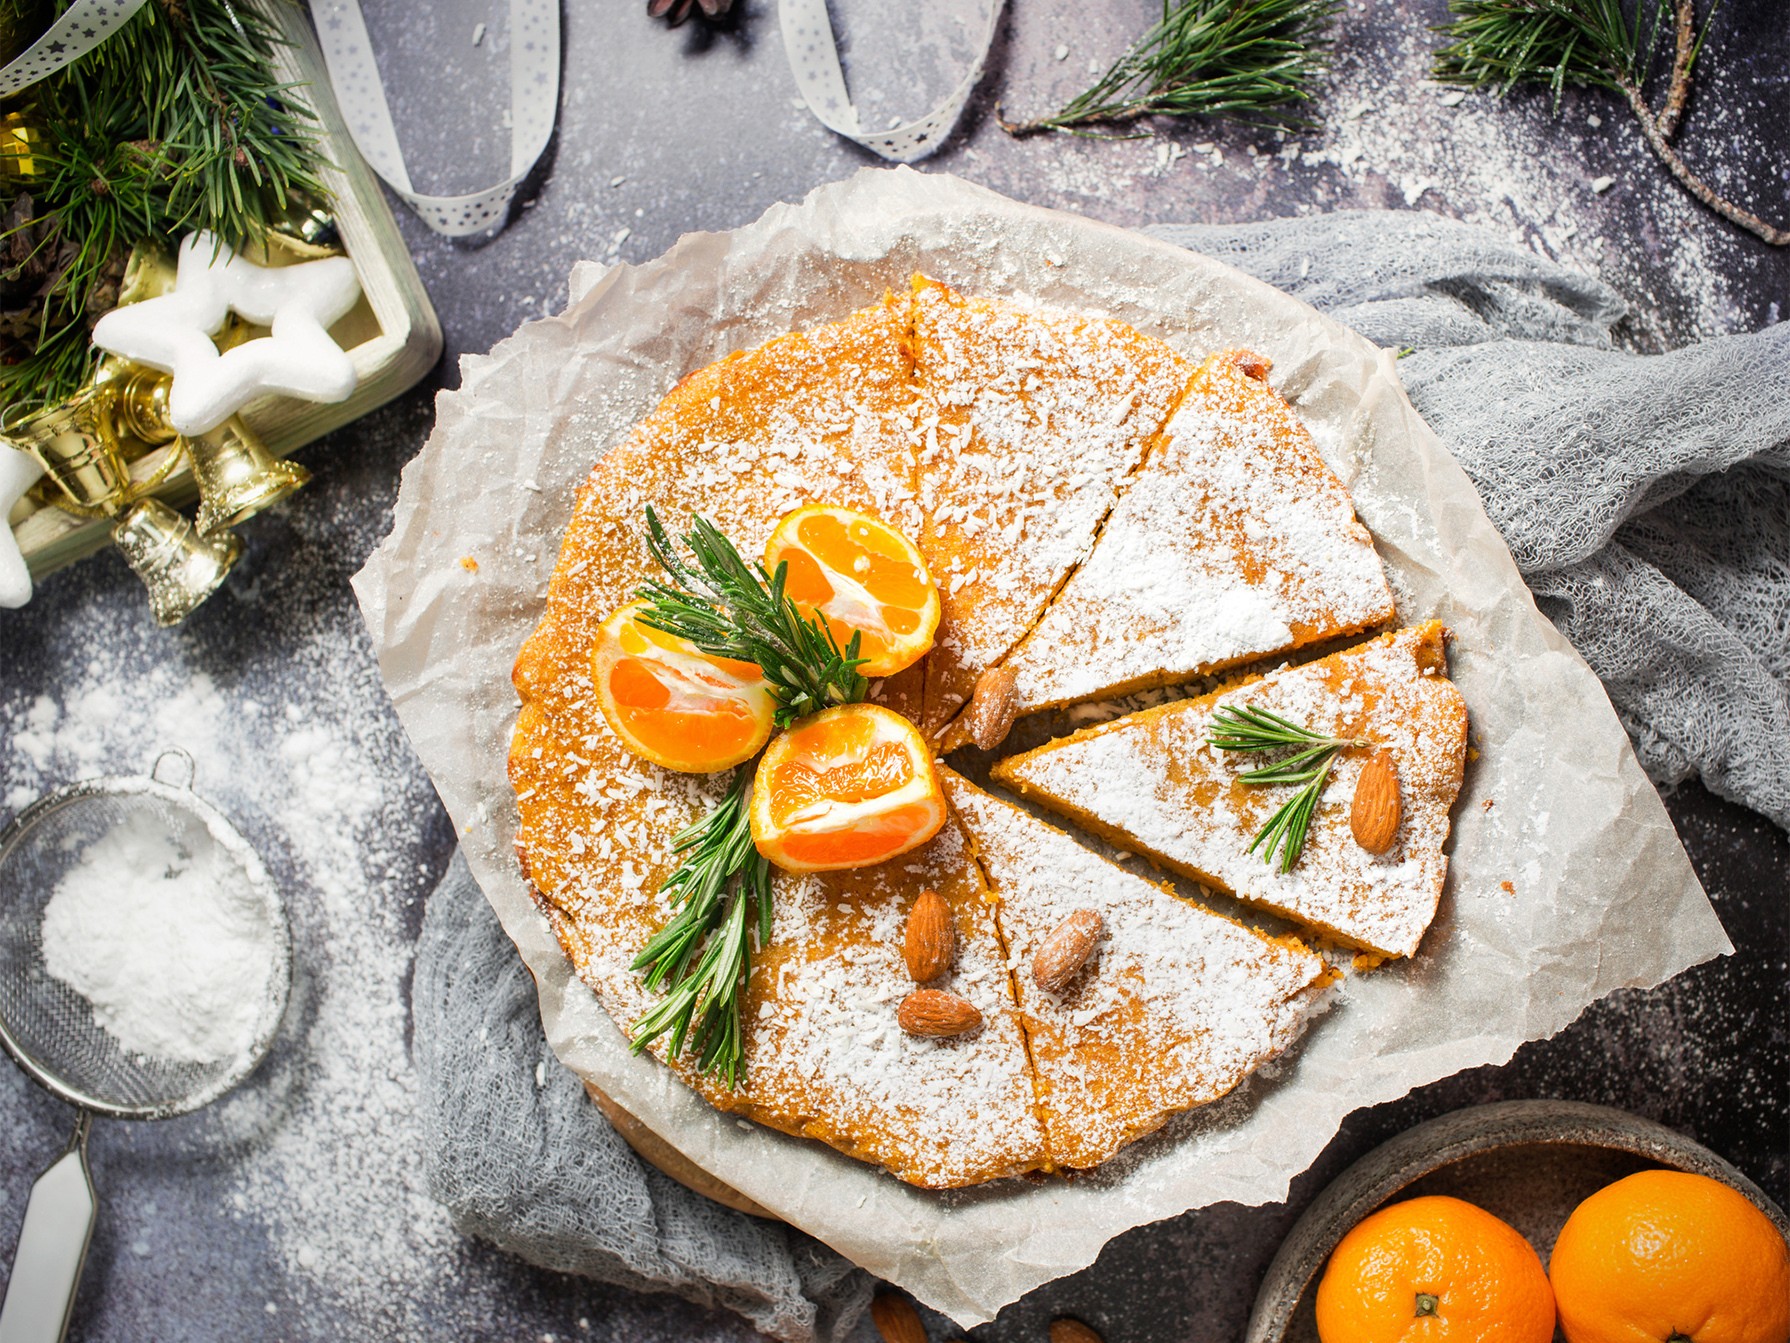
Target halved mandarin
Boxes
[593,600,777,773]
[750,703,946,873]
[764,504,941,679]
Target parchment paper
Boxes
[353,168,1730,1326]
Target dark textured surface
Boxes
[1,1,1786,1339]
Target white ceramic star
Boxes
[1,443,46,609]
[90,231,362,437]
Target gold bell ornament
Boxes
[98,357,311,539]
[83,228,361,615]
[3,382,241,626]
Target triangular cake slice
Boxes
[992,623,1468,960]
[908,277,1195,736]
[940,767,1328,1172]
[537,770,1049,1188]
[953,350,1395,739]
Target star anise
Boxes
[647,0,732,26]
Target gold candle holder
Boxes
[111,498,242,627]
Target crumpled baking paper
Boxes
[353,168,1729,1326]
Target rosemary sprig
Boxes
[1433,0,1788,247]
[627,507,874,1086]
[629,769,772,1087]
[1208,704,1368,872]
[1001,0,1339,137]
[636,506,868,727]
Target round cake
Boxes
[509,276,1467,1189]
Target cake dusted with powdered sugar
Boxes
[510,279,1467,1189]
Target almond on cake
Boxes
[991,623,1469,960]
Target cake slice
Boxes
[944,350,1395,743]
[908,277,1195,736]
[992,624,1468,960]
[940,767,1328,1171]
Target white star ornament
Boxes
[90,231,362,437]
[1,445,46,609]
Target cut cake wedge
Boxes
[908,277,1195,736]
[992,623,1469,960]
[955,350,1395,740]
[940,767,1329,1172]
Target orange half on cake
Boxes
[751,704,946,873]
[993,623,1469,960]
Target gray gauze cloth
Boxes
[411,210,1788,1340]
[413,850,872,1342]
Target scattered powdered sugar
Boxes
[41,808,275,1065]
[0,537,463,1331]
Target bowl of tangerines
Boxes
[1250,1099,1790,1343]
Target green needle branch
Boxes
[1000,0,1339,137]
[629,769,772,1088]
[628,508,874,1086]
[1208,704,1368,872]
[1433,0,1788,246]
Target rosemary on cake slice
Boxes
[626,507,872,1085]
[629,769,770,1087]
[635,506,868,727]
[1207,704,1369,872]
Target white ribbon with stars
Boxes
[308,0,559,237]
[779,0,1003,163]
[0,0,148,98]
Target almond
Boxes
[903,890,956,982]
[870,1293,928,1343]
[964,664,1020,751]
[1032,908,1103,994]
[1049,1320,1106,1343]
[897,989,982,1038]
[1350,748,1402,854]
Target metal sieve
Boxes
[0,749,290,1343]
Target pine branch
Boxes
[1000,0,1338,136]
[1433,0,1786,246]
[1,0,327,408]
[635,506,869,727]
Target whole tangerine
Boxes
[1549,1169,1790,1343]
[1314,1194,1555,1343]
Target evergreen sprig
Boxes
[1433,0,1787,246]
[636,506,869,727]
[1001,0,1339,137]
[1208,704,1368,872]
[2,0,327,410]
[629,769,770,1088]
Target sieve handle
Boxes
[0,1114,96,1343]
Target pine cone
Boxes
[647,0,731,26]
